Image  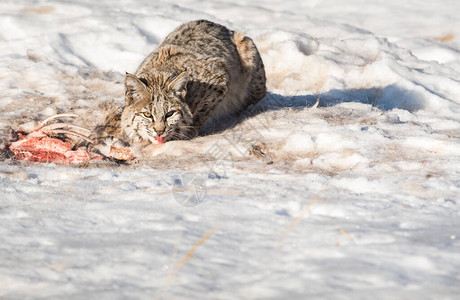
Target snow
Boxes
[1,0,460,299]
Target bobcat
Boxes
[96,20,266,150]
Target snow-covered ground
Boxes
[1,0,460,299]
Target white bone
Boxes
[35,114,79,130]
[41,123,92,135]
[46,129,94,143]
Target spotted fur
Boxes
[102,20,266,147]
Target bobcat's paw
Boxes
[92,136,133,161]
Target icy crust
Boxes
[1,0,460,299]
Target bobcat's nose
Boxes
[154,122,165,135]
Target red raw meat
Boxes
[10,132,93,164]
[7,114,135,165]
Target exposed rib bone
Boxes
[36,114,79,130]
[46,129,94,143]
[41,123,92,135]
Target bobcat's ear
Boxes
[167,71,188,98]
[125,73,149,105]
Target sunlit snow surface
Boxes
[1,0,460,299]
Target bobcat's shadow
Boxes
[200,83,426,135]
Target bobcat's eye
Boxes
[165,110,176,119]
[143,112,152,118]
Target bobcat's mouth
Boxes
[154,127,173,143]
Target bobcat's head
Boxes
[121,71,194,143]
